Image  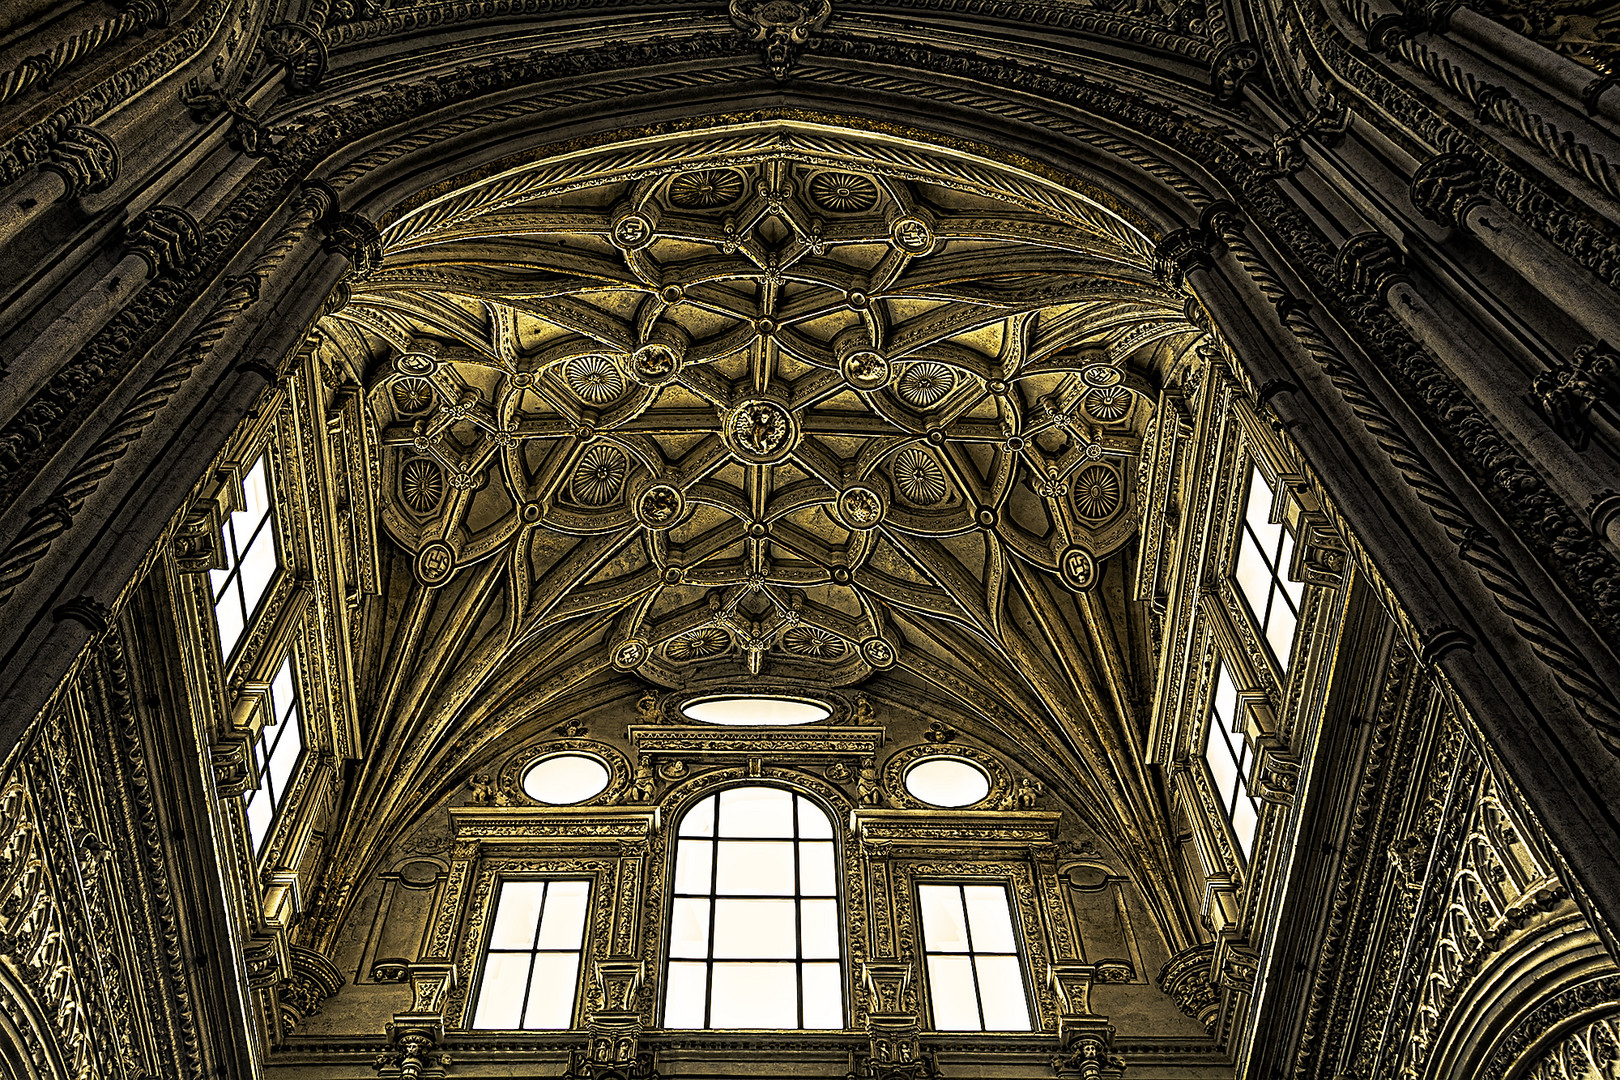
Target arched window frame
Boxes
[657,779,850,1032]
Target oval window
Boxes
[522,753,610,804]
[904,758,991,807]
[680,696,831,726]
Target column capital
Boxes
[1410,153,1490,227]
[41,126,120,199]
[125,206,200,277]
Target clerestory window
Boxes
[1204,659,1262,859]
[472,879,591,1030]
[211,453,282,662]
[244,653,305,853]
[916,883,1032,1031]
[663,786,843,1030]
[1233,465,1304,670]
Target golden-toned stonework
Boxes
[3,0,1620,1077]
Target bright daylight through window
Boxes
[680,697,831,726]
[917,883,1031,1031]
[210,453,280,661]
[244,654,304,853]
[1204,660,1261,858]
[1233,465,1305,669]
[664,787,842,1029]
[472,880,591,1029]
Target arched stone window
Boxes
[663,785,843,1030]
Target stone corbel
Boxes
[573,960,651,1080]
[858,962,934,1080]
[376,963,456,1079]
[1293,516,1347,587]
[277,945,344,1032]
[1051,1014,1124,1080]
[243,932,289,989]
[1156,943,1219,1032]
[1212,937,1260,993]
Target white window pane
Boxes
[1234,534,1271,624]
[709,963,798,1028]
[1214,665,1238,727]
[1277,531,1303,605]
[473,953,532,1029]
[536,881,589,950]
[926,954,981,1030]
[523,951,581,1029]
[241,456,272,528]
[1233,796,1260,859]
[674,840,714,894]
[718,787,794,837]
[712,899,797,958]
[214,593,244,660]
[801,963,843,1029]
[247,790,273,852]
[962,886,1017,953]
[974,956,1031,1030]
[797,796,833,838]
[1266,598,1299,669]
[716,840,795,895]
[799,841,837,897]
[210,561,233,600]
[238,526,279,619]
[801,898,840,959]
[489,882,547,949]
[918,885,970,952]
[1204,727,1240,807]
[1244,468,1281,552]
[679,796,716,836]
[271,657,296,721]
[669,899,711,959]
[268,718,300,798]
[664,962,708,1028]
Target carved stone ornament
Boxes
[722,398,799,463]
[42,126,120,199]
[1534,341,1619,449]
[263,22,328,91]
[125,206,200,277]
[1409,153,1489,227]
[729,0,832,80]
[1157,943,1220,1032]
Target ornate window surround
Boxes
[419,716,1099,1072]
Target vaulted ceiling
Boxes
[310,127,1205,944]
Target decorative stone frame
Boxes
[647,767,864,1030]
[452,858,623,1029]
[497,739,634,807]
[879,743,1013,811]
[892,860,1059,1033]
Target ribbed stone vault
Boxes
[311,127,1206,940]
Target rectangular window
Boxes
[472,880,591,1030]
[210,454,282,662]
[917,883,1031,1032]
[1204,659,1261,859]
[1233,465,1305,670]
[244,653,304,853]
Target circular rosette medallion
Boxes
[1058,546,1097,591]
[634,483,688,529]
[722,399,799,464]
[1082,362,1124,388]
[840,347,890,390]
[628,342,683,387]
[835,484,886,530]
[611,638,649,670]
[890,215,936,255]
[413,541,455,587]
[394,350,438,377]
[611,211,656,250]
[860,636,898,669]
